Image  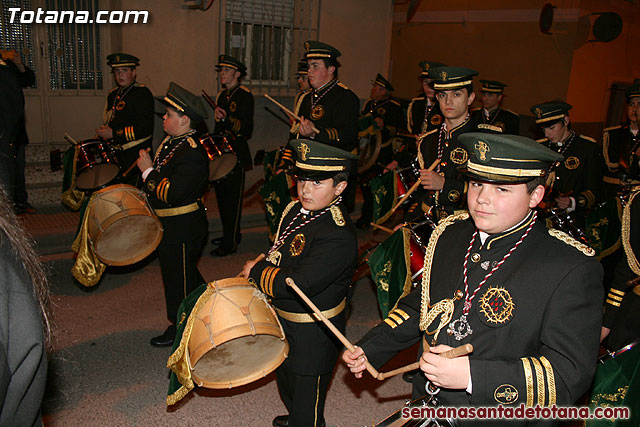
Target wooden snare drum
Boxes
[188,277,289,389]
[87,184,163,266]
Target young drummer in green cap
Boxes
[242,140,358,427]
[343,133,603,425]
[530,101,604,222]
[471,80,519,135]
[97,53,154,187]
[356,73,404,228]
[407,60,446,135]
[210,54,255,256]
[137,82,210,348]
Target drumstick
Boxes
[264,94,321,134]
[376,343,473,380]
[370,222,394,234]
[202,89,218,110]
[237,253,266,278]
[388,158,441,216]
[285,277,380,379]
[122,148,151,177]
[64,133,80,145]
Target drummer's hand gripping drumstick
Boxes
[388,157,441,216]
[285,277,380,379]
[122,148,151,178]
[375,343,473,380]
[264,94,320,134]
[286,277,472,381]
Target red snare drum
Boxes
[76,139,120,190]
[199,133,238,181]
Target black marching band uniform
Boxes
[104,53,154,187]
[358,73,404,227]
[602,186,640,351]
[292,41,360,212]
[414,67,479,218]
[144,83,209,346]
[211,55,255,256]
[602,83,640,195]
[249,140,358,427]
[470,80,519,135]
[407,61,446,135]
[531,102,604,222]
[356,133,603,426]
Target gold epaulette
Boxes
[240,85,251,93]
[187,136,198,148]
[108,86,118,94]
[580,135,597,143]
[422,128,439,137]
[505,109,519,116]
[410,96,423,102]
[603,124,622,132]
[548,229,596,257]
[471,106,481,112]
[337,81,350,90]
[536,137,548,143]
[134,82,146,87]
[390,99,401,106]
[330,205,345,226]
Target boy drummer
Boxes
[242,139,358,427]
[343,133,603,425]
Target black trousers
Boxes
[212,162,244,250]
[275,359,332,427]
[157,235,206,325]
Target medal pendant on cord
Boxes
[266,249,282,266]
[448,314,472,341]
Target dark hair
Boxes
[0,189,51,349]
[331,171,349,185]
[526,176,547,194]
[318,58,340,79]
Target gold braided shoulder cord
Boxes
[419,212,469,343]
[622,189,640,276]
[274,200,298,242]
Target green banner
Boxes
[585,199,622,260]
[587,344,639,426]
[367,227,412,318]
[259,172,294,241]
[371,170,398,224]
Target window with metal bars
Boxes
[224,0,318,92]
[45,0,103,91]
[0,0,38,88]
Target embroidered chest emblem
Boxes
[229,101,237,112]
[479,286,515,324]
[450,147,469,165]
[564,156,580,170]
[116,100,126,111]
[475,140,490,162]
[376,107,386,116]
[289,234,306,256]
[311,105,325,120]
[430,114,443,126]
